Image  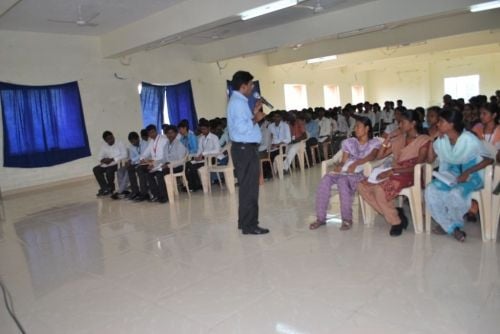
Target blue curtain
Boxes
[226,80,260,111]
[140,82,165,130]
[0,81,91,168]
[166,80,198,131]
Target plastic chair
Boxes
[362,163,431,234]
[273,144,293,179]
[471,164,494,241]
[492,164,500,241]
[309,144,321,165]
[203,144,235,194]
[260,151,274,183]
[164,154,190,203]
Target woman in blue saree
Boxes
[426,109,493,242]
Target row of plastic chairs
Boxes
[322,152,499,242]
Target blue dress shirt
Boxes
[180,130,198,155]
[306,120,320,139]
[227,91,262,143]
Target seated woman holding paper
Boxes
[425,108,493,242]
[311,117,381,231]
[358,110,431,236]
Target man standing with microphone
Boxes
[227,71,269,235]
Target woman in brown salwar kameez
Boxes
[358,110,431,236]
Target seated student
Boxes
[317,109,332,160]
[311,117,381,231]
[358,110,431,237]
[146,125,187,203]
[136,124,168,202]
[425,106,441,140]
[93,131,127,197]
[426,109,493,242]
[283,113,307,172]
[258,117,274,180]
[126,131,150,201]
[472,102,500,154]
[305,112,319,163]
[185,119,221,191]
[178,119,198,156]
[268,111,292,163]
[382,107,404,139]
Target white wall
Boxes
[1,29,500,192]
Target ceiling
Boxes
[0,0,186,35]
[0,0,498,64]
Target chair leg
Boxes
[224,170,235,194]
[183,175,191,198]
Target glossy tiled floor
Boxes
[0,165,499,334]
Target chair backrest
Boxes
[169,153,189,175]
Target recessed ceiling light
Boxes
[470,0,500,12]
[307,55,337,64]
[240,0,298,21]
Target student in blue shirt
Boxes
[227,71,269,235]
[178,120,198,155]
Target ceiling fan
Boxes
[48,4,100,27]
[296,0,325,14]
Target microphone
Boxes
[253,92,274,109]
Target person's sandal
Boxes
[309,221,326,230]
[453,228,466,242]
[340,220,353,231]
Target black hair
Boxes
[140,129,148,138]
[128,131,139,141]
[439,108,464,134]
[178,119,189,129]
[231,71,254,91]
[165,125,178,133]
[427,106,441,114]
[145,124,157,132]
[102,131,113,139]
[198,119,210,128]
[400,109,424,134]
[354,116,374,139]
[480,102,499,124]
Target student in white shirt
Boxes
[93,131,127,197]
[185,119,221,191]
[135,124,168,202]
[317,109,331,142]
[146,125,187,203]
[126,131,149,200]
[337,110,355,135]
[268,112,292,163]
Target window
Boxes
[284,84,308,110]
[138,83,170,131]
[0,81,91,168]
[323,85,341,108]
[351,85,365,104]
[444,75,480,101]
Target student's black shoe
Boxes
[396,208,409,229]
[96,189,106,197]
[158,197,168,204]
[389,224,404,236]
[128,193,139,200]
[133,195,148,202]
[101,189,112,196]
[242,226,270,235]
[149,196,159,203]
[121,190,131,196]
[110,192,120,200]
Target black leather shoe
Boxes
[389,223,404,236]
[158,197,168,204]
[396,208,409,230]
[242,226,270,235]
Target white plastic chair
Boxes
[273,144,293,179]
[164,154,190,203]
[492,164,500,240]
[200,144,235,194]
[471,164,494,241]
[362,163,431,234]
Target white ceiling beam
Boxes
[267,9,500,66]
[99,0,273,58]
[191,0,484,62]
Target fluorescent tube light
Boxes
[470,0,500,12]
[240,0,298,21]
[307,55,337,64]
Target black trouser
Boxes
[136,165,153,197]
[232,142,260,231]
[185,161,204,191]
[127,164,149,195]
[148,166,183,200]
[259,150,273,179]
[93,165,117,192]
